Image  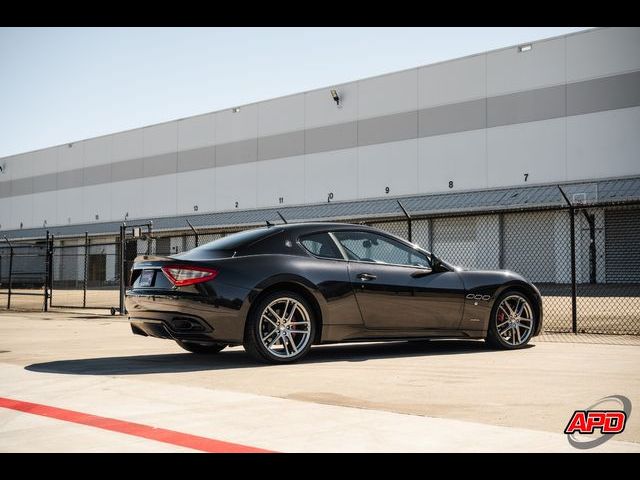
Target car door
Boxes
[331,230,465,331]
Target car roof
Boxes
[267,222,378,234]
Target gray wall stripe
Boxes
[487,84,566,128]
[359,111,418,146]
[177,146,215,172]
[57,169,83,190]
[216,138,257,167]
[258,130,305,161]
[84,164,111,186]
[419,98,486,137]
[567,70,640,116]
[305,121,358,154]
[2,70,639,200]
[143,152,177,176]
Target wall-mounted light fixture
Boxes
[232,107,241,113]
[0,163,5,174]
[330,89,342,108]
[518,44,532,53]
[193,205,199,212]
[95,214,99,221]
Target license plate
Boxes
[138,269,155,287]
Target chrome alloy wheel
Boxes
[258,297,312,359]
[495,294,534,346]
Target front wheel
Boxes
[176,340,226,354]
[243,291,315,364]
[486,291,536,349]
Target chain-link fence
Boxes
[49,234,120,309]
[0,237,50,311]
[2,201,639,335]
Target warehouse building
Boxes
[1,26,639,291]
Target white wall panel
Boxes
[59,143,83,172]
[358,139,418,199]
[567,27,640,82]
[110,178,143,221]
[57,187,84,225]
[32,148,59,176]
[215,103,258,144]
[419,54,486,108]
[10,194,33,229]
[83,135,111,167]
[418,129,486,194]
[82,184,110,224]
[142,174,177,218]
[305,81,358,129]
[567,106,640,181]
[305,148,358,204]
[0,198,10,230]
[32,191,57,227]
[256,155,305,208]
[258,94,305,136]
[215,163,257,211]
[488,117,566,188]
[143,122,177,157]
[178,113,215,151]
[112,129,143,162]
[8,152,34,179]
[487,36,566,96]
[358,69,418,119]
[176,169,215,215]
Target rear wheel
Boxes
[486,291,536,349]
[176,340,226,354]
[243,291,314,364]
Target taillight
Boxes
[161,265,218,287]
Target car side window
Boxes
[299,233,343,260]
[332,231,429,267]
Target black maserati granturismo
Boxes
[126,222,543,363]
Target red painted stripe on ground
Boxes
[0,396,273,453]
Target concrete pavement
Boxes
[0,311,639,452]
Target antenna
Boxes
[266,220,274,227]
[277,211,288,224]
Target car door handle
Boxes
[357,273,377,281]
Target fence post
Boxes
[397,200,412,243]
[83,231,89,308]
[119,224,126,316]
[498,213,505,270]
[558,186,578,334]
[4,236,13,310]
[44,231,50,312]
[186,219,199,248]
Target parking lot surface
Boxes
[0,311,638,452]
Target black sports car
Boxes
[126,222,543,363]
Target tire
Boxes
[176,340,226,354]
[486,290,536,350]
[243,291,315,364]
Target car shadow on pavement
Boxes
[25,339,532,375]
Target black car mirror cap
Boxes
[411,268,433,278]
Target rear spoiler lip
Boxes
[133,254,176,264]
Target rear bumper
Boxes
[125,287,251,344]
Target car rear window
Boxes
[178,227,283,258]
